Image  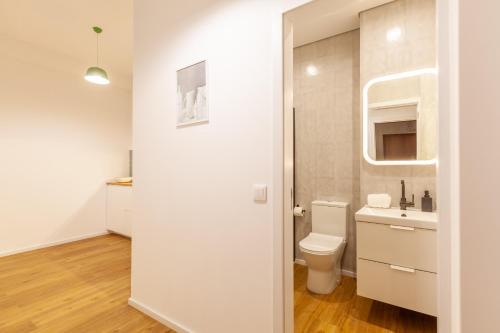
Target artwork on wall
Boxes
[176,60,208,127]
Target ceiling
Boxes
[0,0,392,78]
[0,0,133,81]
[287,0,394,47]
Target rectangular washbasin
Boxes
[355,206,437,230]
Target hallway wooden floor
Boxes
[294,264,437,333]
[0,234,173,333]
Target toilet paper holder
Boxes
[294,205,306,217]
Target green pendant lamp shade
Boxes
[85,26,110,85]
[85,66,109,85]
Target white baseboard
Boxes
[294,258,357,278]
[341,269,357,278]
[128,298,192,333]
[294,258,307,266]
[0,231,109,258]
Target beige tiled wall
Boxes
[293,30,360,272]
[293,0,437,274]
[360,0,437,210]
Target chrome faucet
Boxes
[400,180,415,210]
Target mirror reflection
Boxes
[364,69,437,163]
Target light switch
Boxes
[253,184,267,202]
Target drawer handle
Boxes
[390,225,415,231]
[390,265,416,273]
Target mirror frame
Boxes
[362,68,438,166]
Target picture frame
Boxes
[176,60,209,127]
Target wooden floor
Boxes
[0,234,173,333]
[294,264,437,333]
[0,235,437,333]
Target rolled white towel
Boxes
[367,193,392,208]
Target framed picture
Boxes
[176,60,208,127]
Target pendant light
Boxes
[85,26,110,85]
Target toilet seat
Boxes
[299,233,344,255]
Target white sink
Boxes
[355,206,437,230]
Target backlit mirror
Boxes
[362,68,438,165]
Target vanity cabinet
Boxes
[106,184,132,237]
[356,209,437,316]
[357,259,436,316]
[357,221,436,272]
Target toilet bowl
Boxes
[299,233,346,294]
[299,200,349,294]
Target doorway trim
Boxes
[436,0,461,332]
[275,0,459,332]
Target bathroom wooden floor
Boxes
[294,264,437,333]
[0,234,173,333]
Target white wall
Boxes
[131,0,309,332]
[0,37,132,255]
[459,0,500,331]
[132,0,500,332]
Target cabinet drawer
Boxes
[357,221,436,272]
[357,258,437,316]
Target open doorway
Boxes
[283,0,439,331]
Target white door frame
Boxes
[436,0,461,332]
[282,16,295,333]
[273,3,312,333]
[275,0,460,332]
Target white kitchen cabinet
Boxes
[106,184,132,237]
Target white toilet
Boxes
[299,200,349,294]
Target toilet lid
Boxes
[299,233,344,254]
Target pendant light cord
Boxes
[91,26,103,66]
[96,32,99,66]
